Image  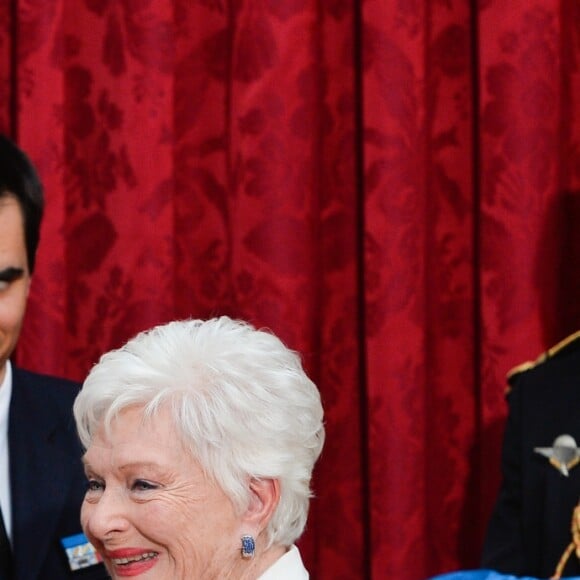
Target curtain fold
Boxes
[2,1,579,578]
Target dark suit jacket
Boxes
[8,367,108,580]
[481,340,580,578]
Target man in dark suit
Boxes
[0,135,107,579]
[481,332,580,578]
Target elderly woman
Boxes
[73,316,324,579]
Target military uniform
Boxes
[482,332,580,578]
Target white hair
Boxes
[73,316,325,547]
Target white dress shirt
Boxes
[0,361,12,541]
[258,545,309,579]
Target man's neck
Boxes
[0,361,11,389]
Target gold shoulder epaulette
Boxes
[506,329,580,383]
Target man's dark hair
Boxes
[0,135,44,273]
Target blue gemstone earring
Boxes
[241,535,255,559]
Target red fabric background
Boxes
[2,1,580,578]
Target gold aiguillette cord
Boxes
[552,502,580,579]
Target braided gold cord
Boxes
[552,503,580,579]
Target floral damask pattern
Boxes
[362,2,481,575]
[0,1,11,133]
[4,1,580,578]
[476,3,577,536]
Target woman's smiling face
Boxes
[81,405,245,579]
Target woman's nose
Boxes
[81,488,130,540]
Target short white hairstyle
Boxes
[73,316,325,547]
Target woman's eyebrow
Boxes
[80,456,164,472]
[117,461,163,472]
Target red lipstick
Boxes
[104,548,159,577]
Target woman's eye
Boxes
[86,479,104,492]
[132,479,157,491]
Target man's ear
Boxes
[243,478,281,531]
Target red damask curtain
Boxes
[1,1,580,579]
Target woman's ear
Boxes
[243,478,280,531]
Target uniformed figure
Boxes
[481,332,580,578]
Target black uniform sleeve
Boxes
[481,379,525,574]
